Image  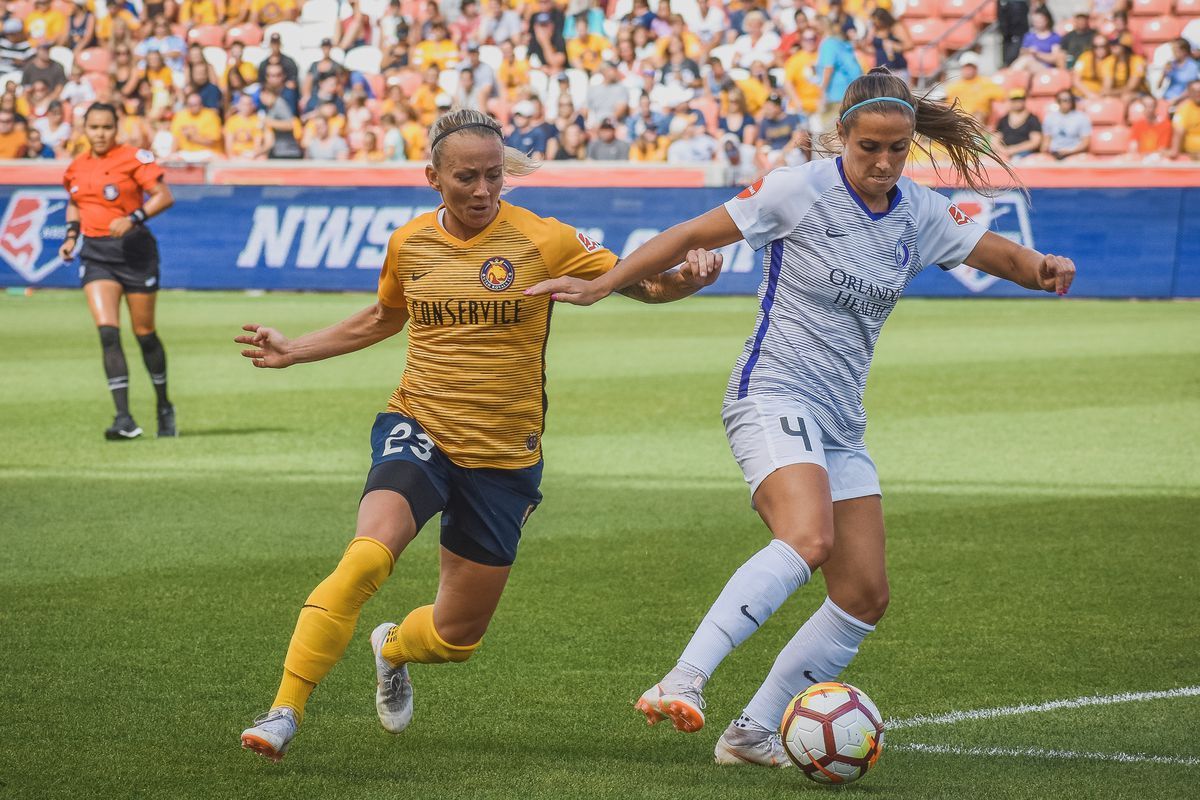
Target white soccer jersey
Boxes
[722,157,987,448]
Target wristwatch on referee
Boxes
[128,208,148,225]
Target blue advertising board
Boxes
[1,183,1196,297]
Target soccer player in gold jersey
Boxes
[236,108,724,761]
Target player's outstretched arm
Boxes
[235,301,409,368]
[616,247,725,304]
[964,231,1077,295]
[525,205,743,306]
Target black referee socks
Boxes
[97,325,130,416]
[135,332,170,408]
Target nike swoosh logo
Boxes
[803,670,818,684]
[411,271,431,281]
[740,604,760,627]
[826,229,848,238]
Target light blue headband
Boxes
[840,96,915,122]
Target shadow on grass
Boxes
[181,426,292,437]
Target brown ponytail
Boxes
[824,67,1022,196]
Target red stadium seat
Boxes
[189,26,227,48]
[994,68,1032,92]
[987,100,1009,127]
[393,70,421,96]
[1090,126,1132,155]
[1082,97,1125,126]
[900,0,940,18]
[1130,16,1185,46]
[76,47,111,74]
[938,0,973,17]
[908,47,943,78]
[1030,69,1072,96]
[84,72,110,96]
[1026,96,1055,118]
[1126,97,1152,122]
[1176,0,1200,16]
[940,21,977,51]
[1131,0,1171,15]
[907,19,948,47]
[226,24,265,46]
[1018,152,1058,164]
[366,73,385,99]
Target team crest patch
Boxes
[736,177,764,199]
[947,204,974,226]
[894,240,910,268]
[135,149,155,164]
[576,231,601,252]
[480,257,515,291]
[103,184,119,201]
[525,433,539,451]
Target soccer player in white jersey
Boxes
[528,68,1076,767]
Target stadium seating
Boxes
[1030,69,1072,97]
[1082,97,1126,127]
[226,24,265,47]
[908,47,943,79]
[1131,0,1172,15]
[900,0,941,18]
[204,46,229,77]
[907,19,948,47]
[1130,16,1185,46]
[1179,19,1200,46]
[49,46,74,73]
[76,48,111,74]
[1090,126,1132,155]
[1176,0,1200,16]
[189,26,227,48]
[344,46,384,76]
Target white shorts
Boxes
[722,396,882,504]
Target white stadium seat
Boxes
[300,0,339,26]
[343,46,382,75]
[438,67,460,95]
[203,46,228,76]
[478,45,502,70]
[298,22,335,49]
[263,21,303,54]
[49,46,74,73]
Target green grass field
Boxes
[1,290,1198,800]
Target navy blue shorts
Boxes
[362,412,542,567]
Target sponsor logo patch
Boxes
[576,231,601,252]
[103,184,119,201]
[736,177,765,199]
[947,204,974,226]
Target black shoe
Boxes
[105,413,143,441]
[157,404,177,437]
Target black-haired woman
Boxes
[528,68,1077,767]
[60,102,175,440]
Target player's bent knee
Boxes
[832,585,889,625]
[776,530,835,570]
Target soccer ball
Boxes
[780,681,884,784]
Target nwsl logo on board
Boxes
[0,190,68,283]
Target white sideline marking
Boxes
[892,742,1200,767]
[887,686,1200,731]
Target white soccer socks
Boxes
[677,539,812,678]
[741,596,875,731]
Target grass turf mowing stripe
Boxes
[891,743,1200,767]
[887,686,1200,730]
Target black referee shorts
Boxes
[79,228,161,294]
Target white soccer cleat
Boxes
[371,622,413,734]
[714,722,793,768]
[635,674,706,733]
[240,707,298,763]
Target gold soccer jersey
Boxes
[377,201,617,469]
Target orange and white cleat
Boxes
[240,707,298,762]
[635,675,706,733]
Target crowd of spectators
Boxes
[0,0,1196,167]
